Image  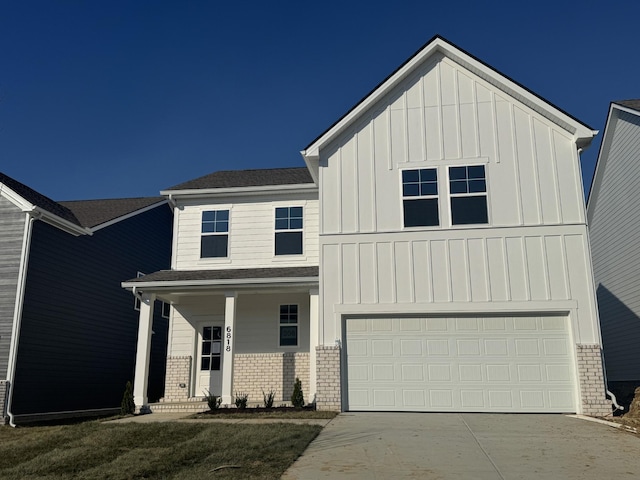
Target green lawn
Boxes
[0,421,321,479]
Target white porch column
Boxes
[221,291,237,405]
[309,288,319,403]
[133,292,155,413]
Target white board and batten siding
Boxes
[588,106,640,382]
[173,193,318,270]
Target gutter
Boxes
[5,213,36,427]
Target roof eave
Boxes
[122,276,319,291]
[32,206,91,236]
[160,183,317,198]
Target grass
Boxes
[0,420,322,479]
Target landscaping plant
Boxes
[291,377,305,408]
[120,381,135,415]
[234,392,248,409]
[204,389,222,411]
[262,389,276,408]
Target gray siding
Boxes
[0,197,26,380]
[589,109,640,382]
[11,204,172,417]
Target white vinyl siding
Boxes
[173,195,318,270]
[588,108,640,382]
[345,315,577,413]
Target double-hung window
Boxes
[279,304,298,346]
[275,207,303,255]
[402,168,439,227]
[201,210,229,258]
[449,165,488,225]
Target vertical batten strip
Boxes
[437,61,445,160]
[548,128,563,223]
[420,75,428,161]
[491,91,500,163]
[370,121,377,232]
[508,102,525,226]
[501,237,513,302]
[528,115,544,223]
[386,105,393,171]
[454,69,463,159]
[353,130,360,233]
[472,80,481,158]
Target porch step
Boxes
[149,401,210,413]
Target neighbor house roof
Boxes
[613,99,640,112]
[60,197,166,228]
[0,172,81,226]
[165,167,314,191]
[123,266,319,285]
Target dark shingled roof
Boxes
[0,171,81,226]
[614,100,640,112]
[60,197,165,228]
[166,167,314,191]
[125,266,319,284]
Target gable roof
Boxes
[587,100,640,218]
[302,34,597,166]
[59,197,166,229]
[165,167,314,192]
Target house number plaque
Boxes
[225,326,232,352]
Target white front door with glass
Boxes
[196,324,223,397]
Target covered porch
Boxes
[122,266,319,412]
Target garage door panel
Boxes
[346,315,577,412]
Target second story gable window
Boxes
[449,165,488,225]
[275,206,303,255]
[402,168,439,227]
[201,210,229,258]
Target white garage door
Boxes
[346,316,577,412]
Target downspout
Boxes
[5,212,37,427]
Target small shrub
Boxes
[291,377,305,408]
[204,389,222,411]
[235,392,248,409]
[120,381,135,415]
[262,389,276,408]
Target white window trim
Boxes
[200,208,231,259]
[274,205,304,257]
[400,167,441,230]
[278,303,299,348]
[446,164,491,227]
[161,301,170,319]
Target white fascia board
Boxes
[122,276,319,291]
[89,200,168,233]
[160,183,317,199]
[611,103,640,117]
[303,37,596,159]
[0,183,36,212]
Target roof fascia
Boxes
[89,200,169,232]
[0,183,89,236]
[302,36,596,161]
[586,103,632,220]
[122,276,319,291]
[160,183,317,199]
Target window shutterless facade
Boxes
[402,168,439,227]
[449,165,488,225]
[201,210,229,258]
[279,304,298,346]
[275,206,303,255]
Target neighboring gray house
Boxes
[0,172,173,424]
[588,100,640,408]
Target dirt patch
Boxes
[606,387,640,433]
[192,406,338,419]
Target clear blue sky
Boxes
[1,1,637,200]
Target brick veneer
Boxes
[315,346,341,411]
[233,353,310,405]
[161,356,191,402]
[576,344,611,417]
[0,380,7,425]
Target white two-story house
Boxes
[125,35,610,416]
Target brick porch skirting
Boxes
[576,344,611,417]
[315,345,341,411]
[162,356,192,402]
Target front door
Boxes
[196,324,223,397]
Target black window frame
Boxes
[279,304,298,347]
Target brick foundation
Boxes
[576,344,611,417]
[161,356,191,402]
[316,346,341,411]
[233,353,310,405]
[0,380,7,425]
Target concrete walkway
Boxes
[104,412,332,426]
[283,413,640,479]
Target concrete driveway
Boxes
[282,413,640,479]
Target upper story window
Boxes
[449,165,488,225]
[402,168,439,227]
[201,210,229,258]
[275,206,303,255]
